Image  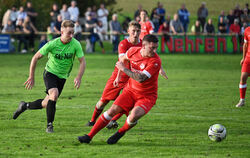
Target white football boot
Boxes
[236,99,245,107]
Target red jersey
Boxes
[139,21,154,40]
[125,47,161,96]
[244,27,250,56]
[229,24,240,34]
[111,38,142,83]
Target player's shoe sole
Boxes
[13,101,27,119]
[107,131,125,144]
[106,120,119,129]
[85,121,95,126]
[78,135,91,144]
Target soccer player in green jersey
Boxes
[13,20,86,133]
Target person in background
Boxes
[68,0,79,22]
[156,2,166,25]
[16,19,28,53]
[134,4,143,20]
[91,5,98,23]
[139,10,154,40]
[39,35,47,49]
[227,10,236,33]
[170,14,184,34]
[2,19,15,33]
[60,4,70,21]
[26,1,38,26]
[204,18,215,34]
[10,5,18,28]
[241,9,250,26]
[17,6,27,23]
[191,20,202,35]
[74,20,82,41]
[97,3,109,40]
[109,14,122,53]
[85,13,96,53]
[230,19,241,34]
[197,2,208,32]
[53,14,63,38]
[50,3,60,32]
[158,20,170,42]
[23,16,38,52]
[178,4,190,33]
[218,16,227,34]
[150,8,160,32]
[94,20,106,53]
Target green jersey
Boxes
[39,37,84,79]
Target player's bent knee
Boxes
[107,104,123,117]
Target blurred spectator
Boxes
[150,8,160,32]
[50,3,60,31]
[191,20,202,34]
[170,14,184,34]
[218,16,227,34]
[26,1,38,26]
[122,17,132,34]
[244,3,250,14]
[16,19,28,53]
[234,4,243,21]
[2,19,15,33]
[17,6,27,23]
[197,2,208,32]
[241,9,250,26]
[241,22,248,35]
[39,35,47,49]
[91,5,98,22]
[178,4,190,33]
[85,14,96,53]
[109,14,122,53]
[46,26,53,41]
[85,7,92,19]
[204,18,215,34]
[227,10,236,30]
[218,10,227,23]
[53,14,62,38]
[10,6,18,27]
[68,0,79,22]
[23,16,38,52]
[94,20,105,53]
[156,2,166,25]
[158,20,170,42]
[139,10,154,40]
[60,4,70,21]
[134,4,143,20]
[229,19,241,34]
[2,9,11,27]
[97,3,109,40]
[74,20,82,41]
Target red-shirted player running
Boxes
[139,10,154,41]
[85,21,142,128]
[78,34,162,144]
[236,26,250,107]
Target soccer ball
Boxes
[208,124,226,142]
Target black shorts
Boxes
[43,70,66,97]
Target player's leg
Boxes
[86,99,109,126]
[107,106,145,144]
[78,104,124,143]
[236,72,250,107]
[106,112,126,129]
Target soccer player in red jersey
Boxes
[78,34,162,144]
[236,26,250,107]
[139,10,154,40]
[85,21,142,128]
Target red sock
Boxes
[90,107,103,122]
[118,120,133,134]
[239,84,247,99]
[88,113,110,138]
[112,112,123,121]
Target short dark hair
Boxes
[142,34,158,43]
[140,9,148,15]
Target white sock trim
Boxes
[240,99,245,102]
[127,116,137,126]
[103,111,112,120]
[96,102,104,110]
[239,84,247,88]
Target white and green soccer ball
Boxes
[208,124,226,142]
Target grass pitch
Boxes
[1,53,250,157]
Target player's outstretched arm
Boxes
[24,52,43,90]
[159,66,168,80]
[116,61,148,83]
[113,54,129,87]
[74,56,86,89]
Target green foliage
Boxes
[1,53,250,157]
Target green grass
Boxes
[1,53,250,157]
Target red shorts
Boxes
[242,58,250,73]
[113,88,157,114]
[100,77,128,102]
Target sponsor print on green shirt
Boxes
[39,37,84,79]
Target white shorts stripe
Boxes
[142,70,151,78]
[239,84,247,88]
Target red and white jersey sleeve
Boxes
[125,47,161,95]
[139,21,154,40]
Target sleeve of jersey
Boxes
[149,22,154,34]
[118,41,127,58]
[75,41,84,58]
[38,41,52,55]
[142,59,161,78]
[244,30,248,43]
